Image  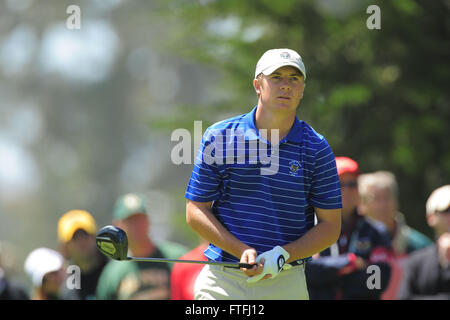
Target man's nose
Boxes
[280,79,291,91]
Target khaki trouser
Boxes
[194,264,309,300]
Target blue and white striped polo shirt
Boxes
[185,105,342,263]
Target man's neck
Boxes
[130,239,156,258]
[385,219,397,235]
[255,104,296,143]
[342,207,356,223]
[341,208,358,232]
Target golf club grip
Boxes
[128,256,255,269]
[238,262,255,269]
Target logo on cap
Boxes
[123,194,141,210]
[280,52,291,59]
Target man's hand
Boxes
[240,248,264,277]
[247,246,290,283]
[338,253,368,275]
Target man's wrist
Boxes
[237,245,256,259]
[281,245,295,263]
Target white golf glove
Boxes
[247,246,291,283]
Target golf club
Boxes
[96,225,254,269]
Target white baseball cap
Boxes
[426,185,450,215]
[24,248,64,287]
[254,48,306,80]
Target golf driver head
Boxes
[96,225,129,260]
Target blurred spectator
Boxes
[398,185,450,299]
[358,171,432,299]
[0,241,29,299]
[97,193,183,299]
[170,240,208,300]
[24,247,70,300]
[306,157,392,299]
[57,209,108,299]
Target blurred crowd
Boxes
[306,157,449,300]
[0,157,449,300]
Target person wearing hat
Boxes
[57,210,108,299]
[357,171,432,299]
[97,193,186,300]
[24,248,67,300]
[398,185,450,299]
[185,48,342,299]
[305,157,393,299]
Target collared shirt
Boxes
[185,105,342,263]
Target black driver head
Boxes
[96,225,129,260]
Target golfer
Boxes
[185,48,342,300]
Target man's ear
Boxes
[426,214,437,228]
[253,78,261,96]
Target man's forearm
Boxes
[186,200,251,259]
[283,215,341,263]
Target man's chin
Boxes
[271,99,297,109]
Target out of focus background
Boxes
[0,0,449,290]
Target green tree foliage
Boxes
[163,0,450,235]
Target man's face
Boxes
[360,186,397,223]
[117,213,150,247]
[41,268,65,297]
[66,229,97,260]
[339,172,359,214]
[427,207,450,236]
[254,66,305,112]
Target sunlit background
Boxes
[0,0,449,290]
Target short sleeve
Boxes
[185,129,222,202]
[309,140,342,209]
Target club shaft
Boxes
[127,256,253,269]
